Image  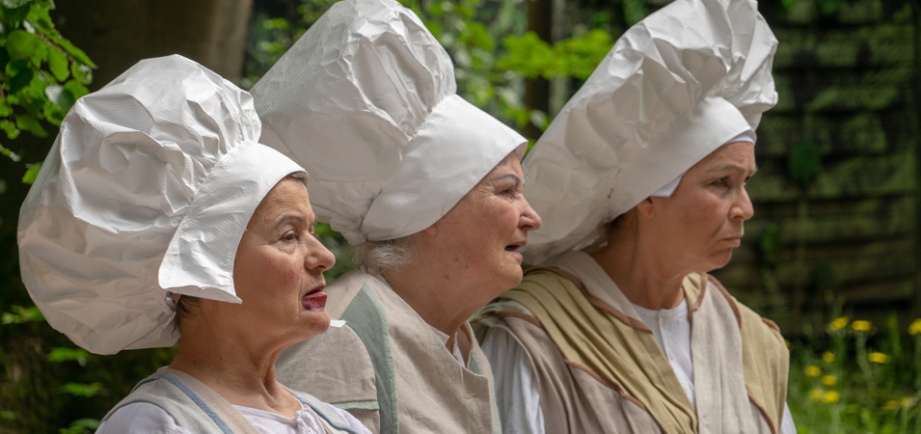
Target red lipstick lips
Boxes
[302,287,327,312]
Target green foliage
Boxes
[497,29,612,80]
[246,0,615,136]
[1,303,42,324]
[789,315,921,433]
[58,419,99,434]
[46,346,90,366]
[0,0,95,168]
[787,140,822,189]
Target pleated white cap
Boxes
[522,0,778,263]
[252,0,526,245]
[18,55,306,354]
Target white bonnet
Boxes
[252,0,526,245]
[522,0,778,263]
[17,55,306,354]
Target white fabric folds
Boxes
[521,0,779,263]
[17,55,306,355]
[252,0,526,245]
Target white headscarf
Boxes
[17,55,306,355]
[252,0,527,246]
[522,0,778,264]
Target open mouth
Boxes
[302,286,327,312]
[505,241,526,252]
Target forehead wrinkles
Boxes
[253,181,311,229]
[698,142,755,172]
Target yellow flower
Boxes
[902,397,916,408]
[821,375,837,386]
[885,400,899,410]
[851,320,872,332]
[868,352,889,364]
[823,390,840,404]
[809,388,824,401]
[804,365,821,377]
[828,316,849,331]
[909,319,921,336]
[822,351,835,363]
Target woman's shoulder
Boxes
[702,274,787,343]
[97,402,190,434]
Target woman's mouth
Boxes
[302,286,327,312]
[505,240,526,252]
[505,241,526,260]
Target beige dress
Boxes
[475,251,790,434]
[276,270,502,434]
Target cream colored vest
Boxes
[276,270,502,434]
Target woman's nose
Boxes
[519,197,542,231]
[732,189,755,221]
[305,236,336,271]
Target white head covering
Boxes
[522,0,778,263]
[252,0,526,246]
[17,55,306,355]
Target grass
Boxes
[788,315,921,433]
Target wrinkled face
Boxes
[431,155,542,302]
[648,141,756,272]
[231,177,336,347]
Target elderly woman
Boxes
[250,0,541,432]
[476,0,795,433]
[17,55,370,433]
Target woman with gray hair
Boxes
[251,0,541,432]
[18,55,370,433]
[476,0,795,433]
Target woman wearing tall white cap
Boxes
[18,55,371,433]
[476,0,795,433]
[251,0,541,432]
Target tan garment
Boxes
[277,270,502,434]
[475,251,788,434]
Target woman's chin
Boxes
[298,311,332,339]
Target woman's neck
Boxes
[381,267,468,337]
[170,323,300,417]
[591,236,687,310]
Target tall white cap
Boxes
[252,0,526,245]
[522,0,778,263]
[17,55,305,354]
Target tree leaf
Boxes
[46,47,69,82]
[0,119,20,139]
[15,113,47,137]
[63,78,89,100]
[22,161,41,184]
[59,382,103,398]
[8,66,33,94]
[6,29,40,60]
[0,0,34,8]
[70,62,92,85]
[46,346,90,365]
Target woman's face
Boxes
[647,141,756,273]
[230,177,336,348]
[427,155,542,303]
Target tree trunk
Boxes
[53,0,254,88]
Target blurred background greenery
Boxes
[0,0,919,432]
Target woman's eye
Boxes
[712,177,730,188]
[282,232,298,242]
